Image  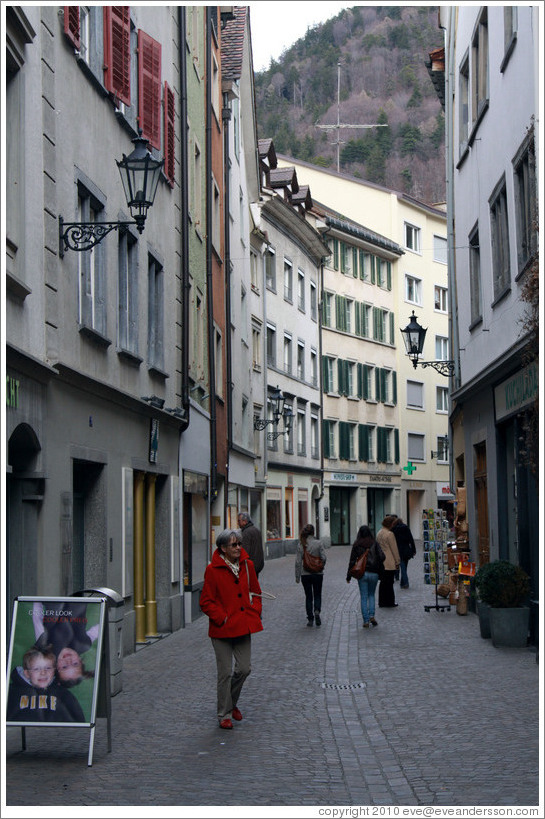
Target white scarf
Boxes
[221,554,240,577]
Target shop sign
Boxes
[6,375,20,408]
[331,473,357,482]
[149,419,159,463]
[495,361,538,422]
[436,482,454,499]
[369,474,392,483]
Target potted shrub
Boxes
[473,563,493,638]
[474,560,530,647]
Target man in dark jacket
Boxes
[237,512,264,576]
[391,517,417,588]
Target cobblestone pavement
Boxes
[3,545,541,813]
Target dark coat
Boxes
[200,547,263,639]
[392,521,417,562]
[346,537,385,581]
[240,521,265,575]
[7,666,85,723]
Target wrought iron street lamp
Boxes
[400,311,454,377]
[59,131,164,257]
[254,386,294,440]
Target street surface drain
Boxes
[322,682,366,690]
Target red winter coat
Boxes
[200,547,264,639]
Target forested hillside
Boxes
[254,5,445,205]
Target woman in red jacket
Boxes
[200,529,263,729]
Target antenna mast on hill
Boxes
[315,62,388,173]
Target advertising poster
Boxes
[6,597,105,727]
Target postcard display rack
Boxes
[422,509,451,612]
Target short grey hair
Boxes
[216,529,237,550]
[238,512,250,524]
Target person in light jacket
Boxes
[346,525,385,628]
[200,529,263,730]
[295,523,327,627]
[377,515,401,608]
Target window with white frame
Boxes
[297,341,305,380]
[436,386,449,413]
[297,269,305,311]
[77,187,106,336]
[297,408,306,456]
[310,280,317,321]
[360,251,372,281]
[459,54,469,151]
[283,333,292,374]
[503,6,517,55]
[310,348,318,387]
[405,274,422,305]
[407,380,424,409]
[265,247,276,291]
[322,292,332,327]
[471,7,489,124]
[250,249,260,292]
[118,230,138,355]
[283,404,294,454]
[469,226,482,324]
[490,178,511,299]
[404,222,421,253]
[324,356,335,394]
[435,435,449,462]
[344,298,353,334]
[434,286,448,313]
[311,414,319,459]
[252,324,261,370]
[346,361,355,397]
[513,134,537,273]
[435,336,449,361]
[148,254,164,371]
[408,432,425,462]
[433,235,447,264]
[284,258,293,302]
[266,324,276,366]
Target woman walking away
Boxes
[377,515,401,608]
[200,529,263,729]
[295,524,327,627]
[346,526,385,628]
[391,516,416,589]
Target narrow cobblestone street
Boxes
[4,545,541,813]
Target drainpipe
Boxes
[444,10,460,497]
[206,7,218,503]
[317,255,326,537]
[178,6,190,429]
[222,93,232,523]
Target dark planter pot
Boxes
[477,600,491,639]
[489,606,530,648]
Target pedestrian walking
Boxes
[295,523,327,627]
[346,525,385,628]
[377,515,401,608]
[391,516,417,589]
[237,511,265,576]
[200,529,263,730]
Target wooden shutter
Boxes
[138,30,162,149]
[370,254,376,284]
[64,6,80,48]
[337,359,344,396]
[394,429,400,464]
[333,239,339,270]
[322,357,330,393]
[357,363,363,399]
[339,422,349,460]
[352,247,358,277]
[104,7,131,106]
[359,425,369,462]
[392,371,397,405]
[164,81,175,187]
[386,261,392,290]
[375,367,381,403]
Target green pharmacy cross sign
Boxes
[403,461,417,475]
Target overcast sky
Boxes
[248,2,353,73]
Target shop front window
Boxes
[266,488,282,540]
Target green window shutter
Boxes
[337,358,344,395]
[387,262,392,290]
[340,243,346,274]
[358,424,369,461]
[376,257,382,286]
[352,247,358,277]
[389,311,394,344]
[362,365,369,399]
[380,368,387,402]
[322,357,330,393]
[333,239,339,270]
[375,367,381,402]
[392,371,397,405]
[376,427,382,462]
[355,302,361,336]
[362,304,368,337]
[370,255,376,284]
[394,428,400,464]
[323,421,330,458]
[359,250,365,279]
[372,307,378,340]
[339,422,349,459]
[335,295,341,329]
[357,363,363,399]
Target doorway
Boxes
[367,488,391,537]
[474,442,490,565]
[330,487,350,545]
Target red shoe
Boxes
[232,707,243,721]
[219,718,233,729]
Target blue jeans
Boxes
[399,560,409,587]
[358,571,379,623]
